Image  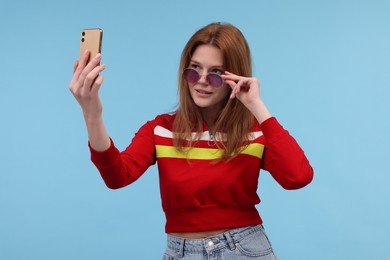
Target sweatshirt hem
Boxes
[164,205,262,233]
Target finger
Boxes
[233,78,250,99]
[90,65,106,94]
[224,80,238,99]
[70,50,91,87]
[83,53,102,73]
[230,90,236,99]
[234,79,245,94]
[75,50,91,75]
[69,60,80,90]
[82,64,106,94]
[230,85,241,99]
[90,74,105,95]
[224,79,236,91]
[221,72,244,82]
[79,54,103,86]
[73,60,79,74]
[235,79,244,90]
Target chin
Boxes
[193,99,212,108]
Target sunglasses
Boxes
[183,68,225,88]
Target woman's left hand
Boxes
[222,71,272,123]
[222,71,261,107]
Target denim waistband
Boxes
[167,225,263,256]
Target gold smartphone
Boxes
[79,28,103,62]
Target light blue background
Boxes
[1,0,389,259]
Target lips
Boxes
[196,89,213,95]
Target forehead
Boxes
[191,45,223,67]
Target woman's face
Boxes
[187,45,229,114]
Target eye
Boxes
[190,64,200,70]
[212,69,223,75]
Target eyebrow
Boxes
[190,59,224,69]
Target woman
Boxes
[69,22,313,259]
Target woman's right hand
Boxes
[69,50,106,121]
[69,50,111,151]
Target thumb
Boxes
[73,60,79,74]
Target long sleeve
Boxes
[89,120,157,189]
[260,117,314,190]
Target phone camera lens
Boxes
[82,32,85,36]
[81,38,85,42]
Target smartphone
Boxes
[79,28,103,62]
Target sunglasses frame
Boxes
[183,68,225,88]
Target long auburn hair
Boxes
[173,22,254,159]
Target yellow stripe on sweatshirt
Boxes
[155,143,264,160]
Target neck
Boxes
[200,108,220,130]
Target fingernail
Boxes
[95,53,101,59]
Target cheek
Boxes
[187,84,196,99]
[187,83,194,93]
[217,86,230,98]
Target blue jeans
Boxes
[163,225,277,259]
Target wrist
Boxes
[250,99,272,124]
[83,111,103,125]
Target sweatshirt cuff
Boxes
[88,138,120,167]
[259,117,288,142]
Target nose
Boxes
[197,73,208,85]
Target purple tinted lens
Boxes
[207,74,224,88]
[183,68,199,83]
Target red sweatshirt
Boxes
[89,114,313,233]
